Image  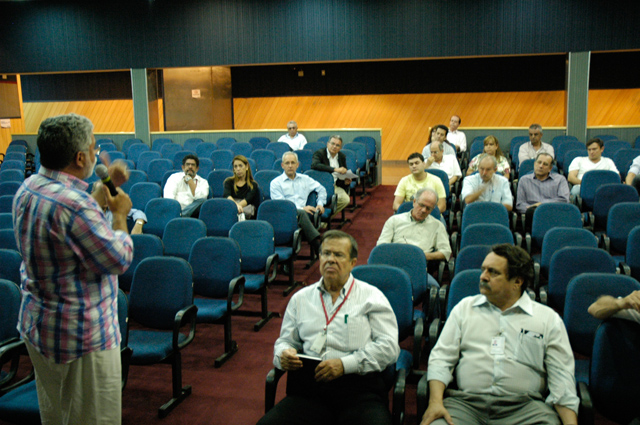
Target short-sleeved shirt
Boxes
[394,173,446,202]
[518,142,555,164]
[428,155,462,181]
[277,133,308,150]
[460,173,513,207]
[568,156,619,180]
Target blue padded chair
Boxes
[189,237,244,367]
[0,170,24,183]
[427,168,454,226]
[128,256,197,418]
[254,170,281,202]
[469,139,486,162]
[230,142,252,158]
[247,157,258,176]
[343,142,369,189]
[613,148,640,180]
[353,136,378,165]
[2,153,26,163]
[0,278,20,345]
[352,264,420,376]
[8,140,27,148]
[266,142,291,160]
[162,218,206,261]
[257,200,302,296]
[207,169,233,198]
[249,137,270,151]
[576,170,621,212]
[250,149,277,172]
[0,196,14,215]
[602,140,632,159]
[161,170,175,192]
[104,151,125,163]
[0,229,17,251]
[524,203,583,255]
[556,141,586,170]
[172,151,193,170]
[316,136,330,144]
[0,182,20,197]
[0,161,24,173]
[396,201,413,214]
[450,245,492,280]
[452,202,511,255]
[341,148,360,208]
[119,170,147,194]
[127,143,150,165]
[136,151,162,174]
[587,183,638,233]
[294,149,313,173]
[459,224,514,256]
[600,202,640,262]
[542,247,616,316]
[593,135,617,142]
[303,141,326,153]
[564,273,640,385]
[272,159,283,171]
[537,227,598,282]
[99,142,117,153]
[579,318,640,425]
[211,149,234,170]
[0,213,12,230]
[304,169,337,228]
[122,138,143,156]
[562,149,588,175]
[144,198,182,238]
[195,142,217,159]
[624,226,640,281]
[199,198,238,237]
[0,249,22,285]
[229,220,279,331]
[216,137,236,150]
[122,159,135,171]
[147,158,174,185]
[160,143,181,160]
[183,138,203,153]
[196,158,213,179]
[129,182,161,211]
[151,138,173,152]
[96,138,114,146]
[550,135,580,154]
[119,234,164,292]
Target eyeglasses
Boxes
[320,250,347,259]
[328,141,341,147]
[287,127,297,130]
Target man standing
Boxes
[422,124,456,158]
[426,141,462,188]
[12,113,134,425]
[447,115,466,153]
[378,188,451,288]
[422,244,579,425]
[278,120,308,150]
[311,135,351,214]
[567,138,619,199]
[257,230,400,425]
[163,153,210,218]
[460,155,513,212]
[393,153,446,213]
[518,124,555,164]
[271,151,326,252]
[516,152,570,227]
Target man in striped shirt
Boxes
[12,113,134,425]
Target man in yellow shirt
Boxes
[393,152,446,213]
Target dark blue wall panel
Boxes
[1,0,639,73]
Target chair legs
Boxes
[214,316,238,368]
[158,352,192,418]
[254,286,278,332]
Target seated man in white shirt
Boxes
[277,120,308,151]
[460,155,513,212]
[163,154,210,218]
[422,244,579,425]
[517,124,555,165]
[588,290,640,324]
[447,115,467,153]
[567,138,619,199]
[425,141,462,188]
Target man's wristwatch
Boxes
[184,176,193,182]
[135,220,145,226]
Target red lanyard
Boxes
[320,278,355,330]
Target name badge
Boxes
[491,336,506,355]
[310,332,326,354]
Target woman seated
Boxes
[223,155,260,219]
[466,135,510,179]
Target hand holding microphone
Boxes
[95,164,118,196]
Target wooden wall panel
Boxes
[21,100,135,133]
[588,89,640,127]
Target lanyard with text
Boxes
[320,277,355,333]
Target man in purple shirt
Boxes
[12,113,134,425]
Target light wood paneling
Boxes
[21,100,135,133]
[588,89,640,127]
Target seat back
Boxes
[257,200,298,246]
[590,318,640,425]
[189,237,242,298]
[126,143,150,164]
[353,136,377,162]
[146,158,174,185]
[254,170,281,201]
[454,245,492,277]
[216,137,237,150]
[530,203,582,249]
[556,141,586,169]
[249,137,270,151]
[151,138,173,152]
[606,202,640,254]
[0,249,22,285]
[469,139,486,161]
[119,234,164,292]
[0,169,25,183]
[613,148,640,179]
[117,288,130,347]
[316,136,330,144]
[0,229,18,250]
[460,223,513,251]
[561,149,587,174]
[196,158,214,178]
[580,170,622,211]
[304,142,326,153]
[0,196,14,214]
[369,243,427,305]
[0,181,21,197]
[551,135,580,154]
[196,142,217,159]
[426,168,451,207]
[3,152,26,163]
[231,142,253,158]
[0,160,25,172]
[343,143,367,170]
[229,220,275,273]
[122,138,143,156]
[602,140,631,159]
[446,270,482,319]
[294,149,313,173]
[539,227,597,276]
[172,151,193,170]
[162,218,207,260]
[460,202,510,232]
[0,279,21,344]
[626,226,640,281]
[129,182,161,211]
[136,151,162,173]
[119,170,147,194]
[250,149,277,173]
[207,170,233,198]
[99,142,117,152]
[211,149,234,170]
[548,247,616,315]
[183,138,203,153]
[564,273,640,357]
[266,142,291,160]
[144,198,182,238]
[0,213,13,230]
[159,143,181,160]
[591,184,638,231]
[200,198,238,236]
[129,256,193,330]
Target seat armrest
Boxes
[416,372,430,420]
[173,304,198,350]
[292,228,302,255]
[514,232,523,248]
[578,381,594,425]
[619,261,631,276]
[533,262,541,294]
[392,368,406,425]
[228,275,245,312]
[539,286,548,305]
[265,367,286,413]
[600,234,610,253]
[525,233,532,254]
[438,285,449,321]
[265,253,280,284]
[120,346,133,391]
[412,316,424,371]
[0,338,25,392]
[428,318,441,355]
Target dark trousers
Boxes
[296,209,320,243]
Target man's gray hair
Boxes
[479,154,497,168]
[282,151,298,162]
[535,151,554,165]
[37,113,94,170]
[414,187,439,204]
[287,121,298,128]
[529,123,543,132]
[431,141,444,152]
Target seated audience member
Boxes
[422,124,456,158]
[567,138,619,199]
[517,124,555,164]
[164,154,210,218]
[467,135,511,179]
[624,154,640,193]
[93,181,147,235]
[393,153,446,213]
[270,151,326,252]
[515,152,570,230]
[224,155,260,219]
[588,290,640,323]
[447,115,467,153]
[461,155,513,212]
[257,230,400,425]
[377,188,451,288]
[311,135,351,214]
[426,141,462,188]
[422,244,579,425]
[278,120,308,150]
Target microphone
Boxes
[95,164,118,196]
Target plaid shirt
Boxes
[13,167,133,364]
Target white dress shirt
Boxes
[163,171,209,209]
[447,130,467,152]
[277,132,308,150]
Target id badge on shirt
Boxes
[310,332,326,354]
[491,336,506,355]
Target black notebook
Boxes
[286,354,322,396]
